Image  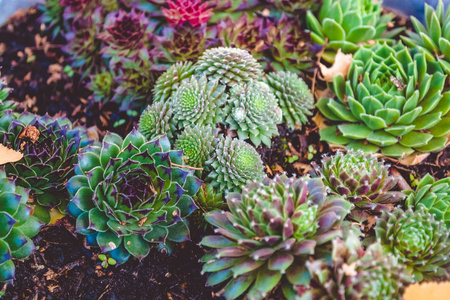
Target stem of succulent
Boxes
[171,163,204,171]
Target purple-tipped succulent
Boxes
[200,174,352,300]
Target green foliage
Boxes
[317,42,450,157]
[152,61,195,103]
[272,0,319,15]
[200,174,352,300]
[0,81,16,116]
[190,183,226,230]
[138,102,176,141]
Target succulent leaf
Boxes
[138,102,176,142]
[153,61,195,103]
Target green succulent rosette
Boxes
[300,230,412,300]
[402,0,450,74]
[0,168,43,284]
[405,173,450,229]
[317,42,450,158]
[200,174,352,300]
[190,183,226,230]
[225,80,282,147]
[0,111,93,224]
[138,102,176,142]
[152,61,195,104]
[307,0,399,62]
[66,130,202,263]
[375,207,450,282]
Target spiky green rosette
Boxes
[225,81,282,147]
[195,47,263,86]
[200,174,352,300]
[300,230,411,300]
[138,102,176,142]
[265,71,314,130]
[405,173,450,229]
[206,136,265,193]
[171,75,227,127]
[402,0,450,74]
[153,61,195,103]
[66,130,201,263]
[307,0,397,62]
[191,183,226,230]
[316,151,403,222]
[175,125,220,168]
[0,111,93,223]
[375,207,450,282]
[317,42,450,157]
[0,168,43,284]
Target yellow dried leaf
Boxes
[0,144,23,165]
[403,282,450,300]
[397,152,430,166]
[319,49,353,82]
[342,262,357,277]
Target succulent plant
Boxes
[299,230,411,300]
[175,125,220,168]
[0,81,17,116]
[317,42,450,158]
[152,61,195,104]
[272,0,319,15]
[375,207,450,282]
[265,71,314,130]
[402,0,450,74]
[306,0,399,62]
[0,168,43,284]
[171,75,227,128]
[206,136,265,193]
[138,102,176,142]
[190,183,226,230]
[162,0,212,27]
[405,173,450,229]
[194,47,263,86]
[200,174,352,300]
[87,70,116,104]
[225,80,282,147]
[67,130,202,263]
[316,151,404,222]
[38,0,66,38]
[0,111,93,224]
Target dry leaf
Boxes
[397,152,430,166]
[293,162,313,175]
[312,112,328,130]
[0,144,23,165]
[319,49,353,82]
[403,282,450,300]
[365,215,377,231]
[342,262,357,277]
[314,87,335,102]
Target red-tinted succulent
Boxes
[162,0,212,27]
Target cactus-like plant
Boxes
[0,168,43,284]
[0,111,93,224]
[316,151,404,222]
[265,71,314,130]
[405,173,450,229]
[138,102,176,142]
[67,130,202,263]
[200,174,352,300]
[152,61,195,104]
[317,42,450,158]
[225,81,282,147]
[206,136,265,193]
[375,207,450,282]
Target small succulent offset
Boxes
[225,81,282,147]
[307,0,398,62]
[402,0,450,74]
[300,230,411,300]
[152,61,195,104]
[318,42,450,158]
[0,111,93,224]
[405,173,450,229]
[67,130,202,263]
[206,136,265,193]
[316,151,404,222]
[0,168,43,284]
[138,102,176,142]
[200,174,352,300]
[265,71,314,130]
[375,207,450,282]
[190,183,226,230]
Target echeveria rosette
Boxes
[265,71,314,130]
[299,230,411,300]
[175,125,220,168]
[317,42,450,158]
[0,168,43,284]
[200,174,352,300]
[375,207,450,282]
[162,0,212,27]
[225,81,282,147]
[306,0,399,62]
[190,183,226,230]
[153,61,195,104]
[195,47,263,86]
[405,173,450,229]
[402,0,450,74]
[138,102,176,142]
[206,136,265,193]
[316,151,404,222]
[0,111,93,224]
[171,75,227,128]
[66,130,202,263]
